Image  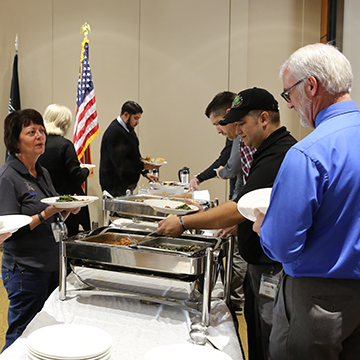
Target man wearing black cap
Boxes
[157,87,297,360]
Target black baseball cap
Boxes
[219,87,279,125]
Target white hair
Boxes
[280,43,353,95]
[43,104,72,136]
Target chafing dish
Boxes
[59,226,234,325]
[102,193,215,226]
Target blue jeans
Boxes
[1,265,59,352]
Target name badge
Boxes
[259,273,280,299]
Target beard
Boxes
[295,106,310,127]
[295,90,312,127]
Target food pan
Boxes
[75,232,151,246]
[137,237,215,256]
[65,227,218,276]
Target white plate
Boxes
[27,324,112,359]
[145,344,232,360]
[237,188,272,222]
[0,215,32,234]
[144,199,199,215]
[27,347,111,360]
[142,160,167,166]
[41,195,99,209]
[80,163,96,168]
[151,181,189,194]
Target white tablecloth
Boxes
[0,274,243,360]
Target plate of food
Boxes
[80,163,96,168]
[141,156,167,166]
[144,199,199,215]
[41,195,99,209]
[237,188,272,222]
[0,214,33,234]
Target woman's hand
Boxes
[67,207,81,215]
[0,232,12,244]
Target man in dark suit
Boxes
[99,101,158,197]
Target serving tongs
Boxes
[129,230,158,248]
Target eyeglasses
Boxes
[280,77,307,103]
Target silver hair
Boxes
[43,104,72,136]
[280,43,353,94]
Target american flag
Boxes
[73,38,99,164]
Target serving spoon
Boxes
[189,329,220,350]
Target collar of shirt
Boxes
[117,115,130,133]
[315,100,358,128]
[7,155,44,178]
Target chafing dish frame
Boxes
[59,227,234,326]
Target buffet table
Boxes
[0,274,243,360]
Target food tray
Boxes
[75,232,153,246]
[103,194,168,220]
[65,227,219,276]
[137,237,214,256]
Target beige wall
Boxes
[343,0,360,104]
[0,0,321,224]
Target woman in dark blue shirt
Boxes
[0,109,80,351]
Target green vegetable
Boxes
[56,195,79,202]
[153,245,201,252]
[175,203,191,210]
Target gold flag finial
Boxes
[80,22,91,39]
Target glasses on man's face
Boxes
[280,77,307,103]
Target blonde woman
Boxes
[39,104,92,236]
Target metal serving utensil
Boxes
[128,230,158,248]
[190,322,208,334]
[126,234,138,246]
[139,230,158,242]
[189,329,220,351]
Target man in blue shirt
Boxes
[254,43,360,359]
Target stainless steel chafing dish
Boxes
[59,226,233,325]
[102,193,218,226]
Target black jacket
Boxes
[39,134,91,235]
[234,126,297,264]
[99,119,144,197]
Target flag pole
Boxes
[81,23,90,195]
